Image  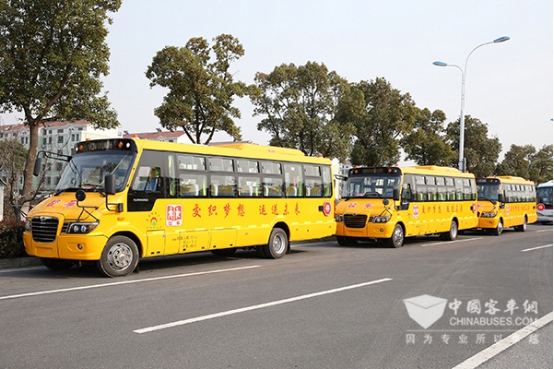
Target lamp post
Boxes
[433,36,510,172]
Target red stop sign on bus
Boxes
[537,203,546,211]
[323,201,332,216]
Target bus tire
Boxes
[515,217,527,232]
[40,258,76,270]
[492,219,503,236]
[211,248,237,257]
[388,224,404,248]
[336,236,357,246]
[97,236,139,278]
[440,220,458,241]
[262,228,288,259]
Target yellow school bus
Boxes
[24,138,335,277]
[335,166,478,247]
[476,176,537,235]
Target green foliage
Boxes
[530,145,553,183]
[350,78,416,166]
[0,221,26,259]
[401,108,455,165]
[497,144,553,184]
[446,115,501,177]
[146,34,252,144]
[0,0,121,209]
[251,62,359,162]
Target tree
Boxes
[445,115,501,177]
[146,34,252,145]
[350,78,416,166]
[0,0,121,219]
[251,62,360,162]
[401,108,455,166]
[496,144,535,179]
[0,140,27,220]
[529,144,553,184]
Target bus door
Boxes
[400,175,418,237]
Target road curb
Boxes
[0,256,42,270]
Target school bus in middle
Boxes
[476,176,537,235]
[335,165,478,247]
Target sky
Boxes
[2,0,553,162]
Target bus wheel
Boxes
[262,228,288,259]
[97,236,139,277]
[388,224,404,248]
[337,236,357,246]
[492,219,503,236]
[441,220,458,241]
[40,258,76,270]
[516,217,527,232]
[211,248,237,257]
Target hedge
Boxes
[0,221,26,259]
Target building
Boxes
[122,129,188,143]
[0,119,120,191]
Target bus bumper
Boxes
[24,232,108,261]
[335,222,395,239]
[477,217,498,230]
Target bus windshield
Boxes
[537,186,553,206]
[56,150,136,193]
[477,183,502,201]
[343,174,401,198]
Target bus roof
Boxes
[78,138,331,165]
[479,176,535,185]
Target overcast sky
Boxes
[3,0,553,161]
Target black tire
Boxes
[336,236,357,246]
[440,220,458,241]
[388,224,404,248]
[515,217,527,232]
[262,228,288,259]
[97,236,139,277]
[40,258,76,270]
[492,219,503,236]
[211,248,237,257]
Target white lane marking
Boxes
[452,311,553,369]
[134,278,393,334]
[0,265,260,301]
[534,229,552,233]
[420,237,483,247]
[521,244,553,252]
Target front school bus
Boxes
[476,176,537,235]
[24,138,336,277]
[334,166,478,247]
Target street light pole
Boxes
[433,36,510,173]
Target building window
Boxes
[58,136,64,143]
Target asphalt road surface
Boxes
[0,224,552,369]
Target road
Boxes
[0,224,552,369]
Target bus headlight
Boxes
[335,215,344,222]
[481,212,497,218]
[369,216,391,223]
[65,222,99,234]
[25,219,32,231]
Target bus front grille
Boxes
[31,217,59,243]
[344,214,368,228]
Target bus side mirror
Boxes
[393,188,400,201]
[497,194,504,203]
[33,158,42,176]
[105,174,116,195]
